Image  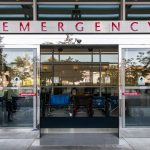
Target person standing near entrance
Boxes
[4,75,17,122]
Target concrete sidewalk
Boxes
[0,133,150,150]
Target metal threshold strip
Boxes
[41,128,118,134]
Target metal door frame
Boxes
[119,44,150,138]
[0,44,40,132]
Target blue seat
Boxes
[93,96,105,109]
[49,95,70,106]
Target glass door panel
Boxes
[122,48,150,127]
[40,47,119,119]
[0,48,37,127]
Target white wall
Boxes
[1,34,150,45]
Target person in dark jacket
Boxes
[4,75,16,122]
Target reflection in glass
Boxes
[101,63,118,86]
[101,87,119,117]
[124,48,150,127]
[0,4,33,20]
[41,54,59,62]
[124,49,150,86]
[41,64,52,86]
[60,54,91,62]
[93,54,99,62]
[125,89,150,127]
[1,89,33,127]
[101,54,118,63]
[54,65,100,86]
[2,49,34,87]
[0,48,35,127]
[40,47,119,118]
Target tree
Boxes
[0,36,5,75]
[137,51,150,76]
[124,50,150,86]
[1,54,34,87]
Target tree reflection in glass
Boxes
[124,49,150,86]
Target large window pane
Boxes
[124,48,150,127]
[93,53,100,62]
[125,89,150,127]
[0,5,33,20]
[60,54,91,62]
[101,63,118,86]
[101,87,119,117]
[38,4,120,20]
[126,4,150,20]
[101,54,118,63]
[41,54,59,62]
[41,64,52,86]
[54,64,100,86]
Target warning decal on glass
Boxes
[19,93,36,96]
[122,92,141,96]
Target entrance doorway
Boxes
[40,45,119,128]
[0,46,37,128]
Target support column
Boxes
[33,0,37,20]
[120,0,126,20]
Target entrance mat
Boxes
[40,117,118,128]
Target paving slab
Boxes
[28,133,133,150]
[125,138,150,150]
[2,133,150,150]
[0,139,34,150]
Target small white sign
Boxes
[54,77,59,84]
[12,77,21,87]
[137,76,145,86]
[105,75,111,84]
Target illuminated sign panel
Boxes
[0,21,150,33]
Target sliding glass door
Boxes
[120,45,150,132]
[40,46,119,128]
[0,45,39,128]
